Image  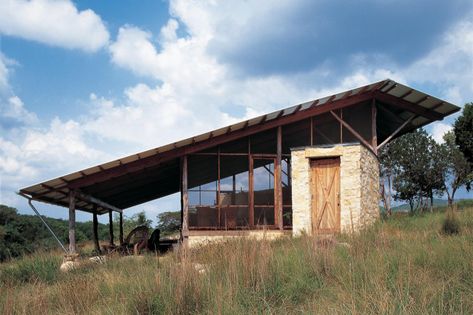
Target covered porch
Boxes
[18,79,460,252]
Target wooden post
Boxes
[68,190,76,254]
[119,211,124,246]
[232,175,236,204]
[217,147,221,228]
[92,206,101,254]
[108,210,114,246]
[181,156,189,241]
[248,138,254,228]
[310,116,314,146]
[276,126,283,230]
[371,98,377,154]
[180,164,184,238]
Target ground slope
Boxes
[1,208,473,314]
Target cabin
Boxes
[19,79,460,252]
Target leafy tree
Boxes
[384,129,444,213]
[454,103,473,165]
[438,131,472,205]
[156,211,181,236]
[114,211,153,237]
[0,204,109,261]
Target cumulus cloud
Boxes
[0,117,109,208]
[0,56,9,91]
[0,0,109,52]
[4,0,473,214]
[403,18,473,104]
[1,96,38,125]
[431,122,454,144]
[169,0,473,76]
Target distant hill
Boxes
[388,199,473,212]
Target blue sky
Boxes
[0,0,472,223]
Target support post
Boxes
[119,211,124,246]
[68,190,76,254]
[92,207,101,254]
[181,155,189,242]
[217,147,221,228]
[248,139,254,228]
[371,98,377,154]
[108,210,114,246]
[276,126,283,230]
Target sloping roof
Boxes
[19,79,460,213]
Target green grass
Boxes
[2,208,473,314]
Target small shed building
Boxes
[19,79,460,251]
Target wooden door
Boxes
[310,158,340,234]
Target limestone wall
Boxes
[291,143,379,236]
[360,145,380,227]
[187,230,290,247]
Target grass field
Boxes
[1,207,473,314]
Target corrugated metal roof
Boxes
[19,79,460,213]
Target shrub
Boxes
[442,209,461,235]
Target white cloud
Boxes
[0,56,9,91]
[1,96,38,125]
[0,117,109,208]
[431,122,453,144]
[4,0,473,215]
[0,0,109,52]
[402,18,473,104]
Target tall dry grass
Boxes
[1,207,473,314]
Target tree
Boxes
[156,211,181,236]
[114,211,153,237]
[383,129,444,213]
[439,131,472,205]
[454,103,473,165]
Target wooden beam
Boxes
[68,190,76,254]
[371,80,391,92]
[92,206,101,254]
[249,140,254,228]
[382,83,397,94]
[75,191,122,213]
[330,110,377,155]
[310,116,314,146]
[67,92,376,189]
[276,126,283,230]
[371,98,377,154]
[181,156,189,240]
[108,210,114,246]
[217,147,221,228]
[399,89,414,99]
[414,95,429,104]
[374,91,443,121]
[119,212,124,246]
[377,115,416,150]
[248,154,255,228]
